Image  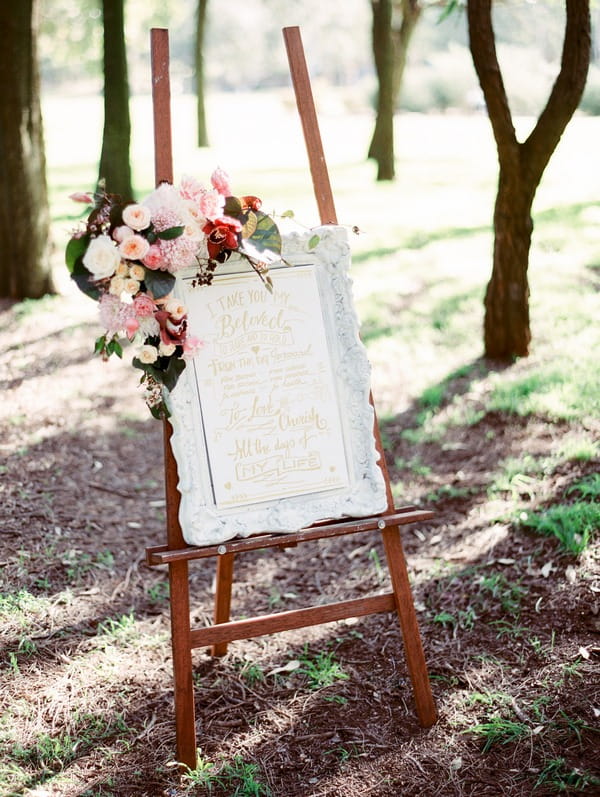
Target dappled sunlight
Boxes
[4,42,598,788]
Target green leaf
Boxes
[65,234,89,273]
[161,355,186,392]
[149,400,170,420]
[106,338,123,358]
[224,196,243,217]
[143,269,176,299]
[71,259,101,300]
[156,225,185,240]
[94,335,106,355]
[246,211,281,255]
[132,355,186,393]
[308,234,320,251]
[281,209,295,219]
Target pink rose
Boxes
[142,244,165,270]
[119,234,150,261]
[179,175,206,202]
[112,225,134,243]
[198,189,225,221]
[133,293,156,318]
[210,167,232,197]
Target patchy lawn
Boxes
[1,280,598,796]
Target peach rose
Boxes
[119,234,150,261]
[122,203,152,231]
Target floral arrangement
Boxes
[66,169,281,418]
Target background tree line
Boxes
[0,0,594,361]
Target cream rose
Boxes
[115,261,129,278]
[123,278,140,295]
[129,264,145,281]
[83,234,121,280]
[119,234,150,261]
[137,344,158,364]
[163,298,186,321]
[109,276,126,296]
[159,341,177,357]
[122,203,152,231]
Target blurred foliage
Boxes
[39,0,599,117]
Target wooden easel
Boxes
[145,26,437,770]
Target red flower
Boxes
[241,195,262,211]
[202,216,242,259]
[155,310,187,347]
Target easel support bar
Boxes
[146,508,434,566]
[190,593,396,648]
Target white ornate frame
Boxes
[167,225,387,546]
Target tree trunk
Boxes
[369,0,421,181]
[485,169,534,357]
[468,0,590,359]
[0,0,53,300]
[196,0,209,148]
[98,0,133,201]
[370,0,395,180]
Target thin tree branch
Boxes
[522,0,591,184]
[467,0,517,165]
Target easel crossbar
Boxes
[190,593,396,648]
[145,507,434,566]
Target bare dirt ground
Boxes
[1,291,598,796]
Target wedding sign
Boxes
[168,225,387,545]
[189,266,349,508]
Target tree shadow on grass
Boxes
[1,358,598,795]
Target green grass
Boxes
[19,98,600,796]
[298,649,349,691]
[567,473,600,500]
[487,358,600,421]
[468,717,531,752]
[535,757,600,792]
[520,502,600,554]
[181,755,271,796]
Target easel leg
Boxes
[168,559,197,769]
[381,526,437,727]
[211,552,235,657]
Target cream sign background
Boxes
[168,226,387,546]
[194,266,349,508]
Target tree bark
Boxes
[468,0,590,359]
[196,0,209,147]
[98,0,134,201]
[370,0,395,180]
[369,0,421,181]
[0,1,53,300]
